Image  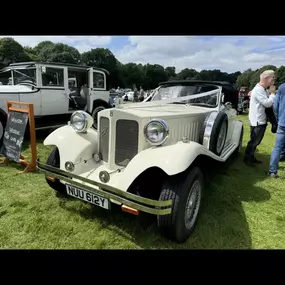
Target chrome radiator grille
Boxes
[115,119,139,166]
[99,116,110,162]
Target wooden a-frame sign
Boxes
[0,101,37,173]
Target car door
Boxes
[39,64,70,116]
[87,68,109,112]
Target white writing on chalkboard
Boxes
[9,127,20,135]
[11,117,24,124]
[0,110,29,163]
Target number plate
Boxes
[65,184,110,210]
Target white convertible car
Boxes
[37,80,243,243]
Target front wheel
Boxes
[92,106,106,130]
[157,166,204,243]
[45,148,67,196]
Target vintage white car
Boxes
[0,61,111,146]
[37,82,243,243]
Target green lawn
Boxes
[0,114,284,249]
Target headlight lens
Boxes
[144,119,169,145]
[70,111,88,132]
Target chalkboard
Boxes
[0,111,29,163]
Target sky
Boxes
[4,35,285,73]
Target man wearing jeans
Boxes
[267,83,285,177]
[244,70,275,165]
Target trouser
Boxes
[269,125,285,174]
[281,148,285,158]
[244,124,267,162]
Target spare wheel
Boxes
[209,112,228,156]
[202,111,228,156]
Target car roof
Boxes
[159,80,235,88]
[5,61,110,75]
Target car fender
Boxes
[120,120,243,191]
[43,125,98,169]
[231,120,243,145]
[119,141,222,191]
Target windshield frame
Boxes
[151,84,220,108]
[12,67,37,86]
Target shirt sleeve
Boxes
[255,88,275,108]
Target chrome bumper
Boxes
[36,159,172,215]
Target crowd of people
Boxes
[243,69,285,178]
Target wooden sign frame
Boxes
[0,101,37,173]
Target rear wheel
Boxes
[45,148,67,196]
[157,167,204,243]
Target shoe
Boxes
[265,171,279,178]
[253,158,262,164]
[271,124,277,134]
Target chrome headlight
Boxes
[69,111,93,132]
[144,119,169,146]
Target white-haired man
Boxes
[244,70,275,165]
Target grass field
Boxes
[0,114,284,249]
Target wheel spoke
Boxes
[184,180,201,230]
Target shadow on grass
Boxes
[57,147,272,249]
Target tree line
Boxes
[0,37,284,90]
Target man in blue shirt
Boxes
[267,83,285,177]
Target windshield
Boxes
[151,84,218,107]
[12,68,37,85]
[0,71,10,85]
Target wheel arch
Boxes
[92,99,111,112]
[126,154,216,200]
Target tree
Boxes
[0,37,30,69]
[177,68,198,80]
[165,66,176,79]
[33,41,54,54]
[275,66,285,88]
[121,63,144,88]
[23,46,40,61]
[81,48,119,87]
[235,69,255,89]
[143,64,168,89]
[38,43,80,64]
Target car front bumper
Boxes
[36,159,172,216]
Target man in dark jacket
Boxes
[267,83,285,177]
